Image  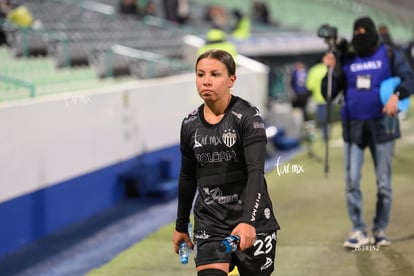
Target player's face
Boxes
[196,58,236,102]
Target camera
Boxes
[317,24,341,51]
[317,24,337,40]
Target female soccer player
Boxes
[173,49,280,276]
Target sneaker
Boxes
[343,230,370,249]
[372,230,391,246]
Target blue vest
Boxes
[341,44,392,119]
[291,68,308,94]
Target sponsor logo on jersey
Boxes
[253,122,265,129]
[194,230,211,240]
[196,150,238,164]
[250,193,262,222]
[253,108,263,118]
[184,109,198,124]
[261,257,273,271]
[184,115,197,124]
[222,129,237,148]
[203,187,239,205]
[231,110,243,119]
[264,208,271,219]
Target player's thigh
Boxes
[194,236,231,268]
[234,231,278,276]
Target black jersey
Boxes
[176,95,280,235]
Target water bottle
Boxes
[179,242,191,264]
[384,115,397,134]
[178,222,192,264]
[219,235,240,253]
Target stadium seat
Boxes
[7,29,48,57]
[118,160,178,201]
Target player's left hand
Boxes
[231,223,256,251]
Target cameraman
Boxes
[321,16,414,249]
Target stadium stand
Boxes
[264,0,412,42]
[2,0,411,104]
[0,0,201,102]
[1,46,109,100]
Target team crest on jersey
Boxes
[222,129,237,148]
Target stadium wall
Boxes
[0,57,268,257]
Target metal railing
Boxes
[0,74,36,99]
[102,44,192,78]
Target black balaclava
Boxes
[351,17,379,57]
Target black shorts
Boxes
[194,230,277,276]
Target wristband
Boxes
[393,91,401,99]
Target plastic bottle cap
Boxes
[180,256,189,264]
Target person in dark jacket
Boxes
[118,0,139,17]
[290,61,311,121]
[321,16,414,249]
[0,7,7,45]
